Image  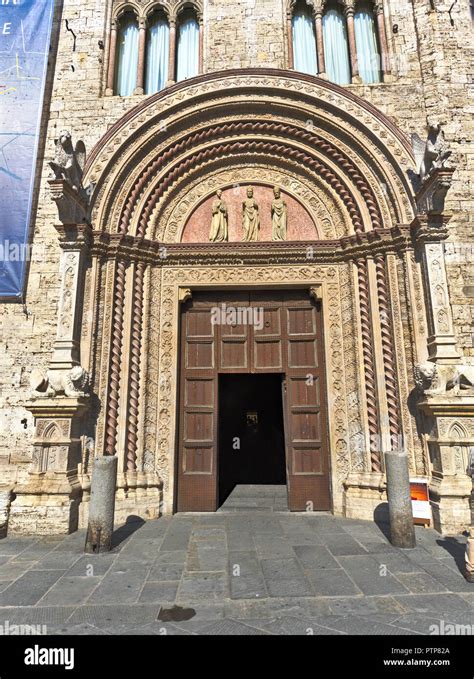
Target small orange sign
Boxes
[410,482,429,502]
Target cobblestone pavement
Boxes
[0,487,472,636]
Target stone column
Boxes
[374,1,391,75]
[198,19,204,74]
[465,465,474,581]
[50,224,93,372]
[168,19,177,83]
[286,11,294,69]
[105,19,119,96]
[314,6,326,76]
[344,3,360,83]
[134,18,147,95]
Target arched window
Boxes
[115,12,139,96]
[176,9,199,81]
[292,1,318,75]
[322,4,351,85]
[145,11,170,94]
[354,2,382,83]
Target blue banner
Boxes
[0,0,54,298]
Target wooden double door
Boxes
[176,290,331,512]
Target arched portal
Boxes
[80,69,426,520]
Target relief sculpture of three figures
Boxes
[209,186,287,242]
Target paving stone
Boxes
[186,543,228,571]
[49,622,109,636]
[148,563,185,581]
[304,567,361,597]
[393,593,473,617]
[337,555,410,595]
[313,614,419,636]
[255,536,295,558]
[319,534,368,555]
[67,604,161,626]
[369,552,423,574]
[31,554,82,571]
[404,546,439,564]
[228,552,267,599]
[155,550,188,565]
[293,545,340,570]
[139,582,179,603]
[87,565,150,604]
[38,576,101,606]
[0,570,63,606]
[178,572,228,602]
[0,539,37,557]
[0,561,35,581]
[415,561,473,593]
[395,571,449,594]
[327,595,407,617]
[226,532,255,551]
[197,618,270,635]
[66,554,117,577]
[260,558,314,597]
[257,615,345,636]
[0,607,76,625]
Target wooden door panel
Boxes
[177,301,218,512]
[252,303,283,372]
[284,298,330,511]
[292,447,323,474]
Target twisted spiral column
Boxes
[375,255,401,446]
[357,259,382,472]
[126,261,146,471]
[105,259,126,456]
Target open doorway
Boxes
[218,374,287,507]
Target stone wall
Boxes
[0,0,472,531]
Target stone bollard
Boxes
[465,536,474,583]
[85,455,118,554]
[384,450,416,549]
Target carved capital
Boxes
[54,223,93,252]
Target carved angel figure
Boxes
[49,130,87,193]
[411,124,452,183]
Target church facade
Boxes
[0,0,473,537]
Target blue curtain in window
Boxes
[145,16,170,94]
[322,8,351,85]
[115,14,139,96]
[292,11,318,75]
[354,6,381,83]
[176,17,199,82]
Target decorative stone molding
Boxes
[8,398,90,536]
[84,70,415,237]
[419,397,474,534]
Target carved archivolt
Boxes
[84,71,415,242]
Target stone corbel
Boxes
[309,285,323,301]
[415,167,455,215]
[49,179,90,225]
[178,287,192,304]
